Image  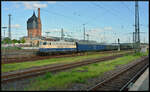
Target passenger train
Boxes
[38,40,133,55]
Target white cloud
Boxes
[82,27,114,43]
[4,7,9,10]
[22,2,48,10]
[33,3,47,8]
[45,28,68,33]
[11,24,21,29]
[13,4,20,8]
[104,27,112,31]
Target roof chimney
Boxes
[38,8,40,18]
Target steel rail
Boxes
[120,63,149,91]
[2,50,133,64]
[1,52,132,83]
[87,56,149,91]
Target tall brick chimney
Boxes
[38,8,40,18]
[37,8,42,37]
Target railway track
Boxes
[1,52,133,83]
[2,50,132,64]
[87,56,149,91]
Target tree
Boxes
[3,37,12,44]
[12,39,18,43]
[17,40,21,43]
[20,38,25,43]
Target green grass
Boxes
[24,52,147,90]
[2,51,130,73]
[1,46,21,50]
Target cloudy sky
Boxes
[1,1,149,43]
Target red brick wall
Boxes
[28,28,39,38]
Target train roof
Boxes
[40,40,76,43]
[77,42,119,46]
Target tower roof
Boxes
[27,11,38,23]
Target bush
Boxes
[43,72,52,79]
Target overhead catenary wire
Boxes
[121,2,134,16]
[41,9,80,25]
[91,2,135,26]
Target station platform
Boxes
[129,67,149,91]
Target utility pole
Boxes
[133,32,135,48]
[114,33,116,44]
[144,37,145,44]
[61,28,64,40]
[8,14,11,40]
[118,38,120,51]
[129,36,130,43]
[104,31,106,43]
[86,34,89,42]
[83,24,85,41]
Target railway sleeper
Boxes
[102,84,121,89]
[97,86,120,91]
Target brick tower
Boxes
[27,8,42,38]
[37,8,42,37]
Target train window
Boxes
[43,42,47,45]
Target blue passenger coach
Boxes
[76,42,106,51]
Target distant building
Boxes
[27,8,42,38]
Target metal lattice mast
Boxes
[135,1,140,52]
[137,1,140,51]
